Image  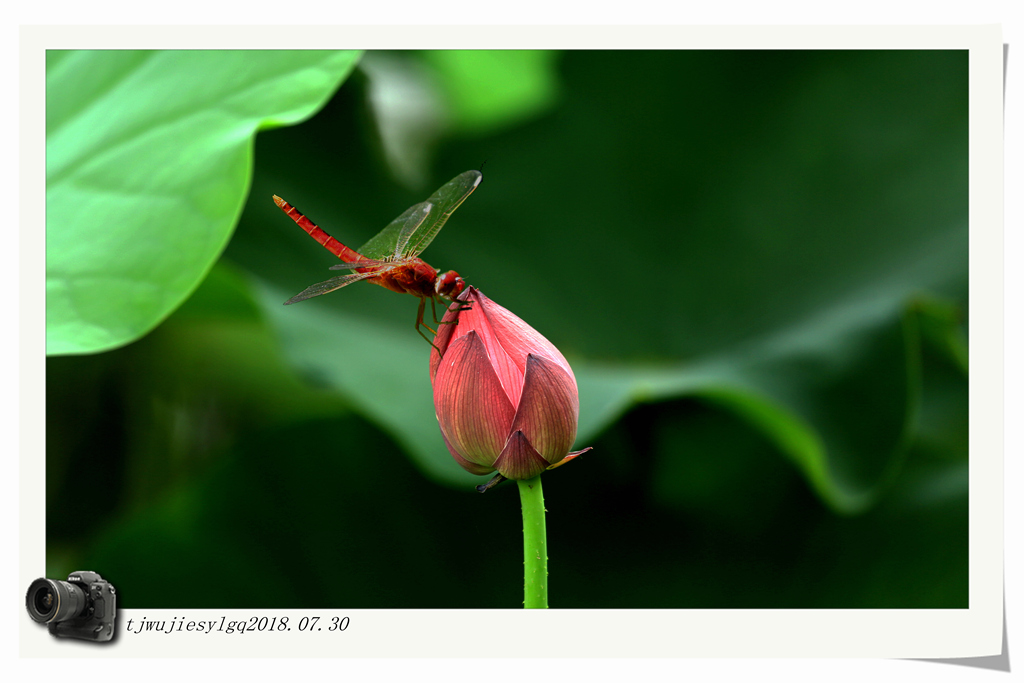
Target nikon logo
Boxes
[69,576,82,581]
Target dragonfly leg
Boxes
[430,297,441,326]
[416,297,438,337]
[415,297,443,354]
[418,324,442,354]
[436,296,473,326]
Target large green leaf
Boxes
[247,280,955,513]
[46,50,361,355]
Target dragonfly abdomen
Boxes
[272,195,364,263]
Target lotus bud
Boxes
[429,287,590,483]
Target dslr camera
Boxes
[26,571,116,642]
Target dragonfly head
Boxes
[435,271,466,300]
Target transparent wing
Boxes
[357,202,432,260]
[283,270,381,305]
[396,170,482,258]
[328,259,390,271]
[358,170,483,260]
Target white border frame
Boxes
[18,25,1003,661]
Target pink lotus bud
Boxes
[429,287,590,481]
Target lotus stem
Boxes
[517,476,548,608]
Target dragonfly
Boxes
[274,170,482,345]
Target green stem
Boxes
[517,476,548,608]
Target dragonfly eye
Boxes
[436,271,465,298]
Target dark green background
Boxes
[46,50,968,608]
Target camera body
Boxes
[26,571,117,642]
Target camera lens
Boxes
[25,578,87,624]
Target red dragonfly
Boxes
[273,170,482,344]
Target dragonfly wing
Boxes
[328,259,389,271]
[284,271,380,305]
[397,170,482,259]
[392,202,434,259]
[357,202,432,260]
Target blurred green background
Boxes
[45,49,968,608]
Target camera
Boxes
[26,571,117,642]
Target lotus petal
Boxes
[493,430,550,481]
[509,354,580,463]
[433,330,515,467]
